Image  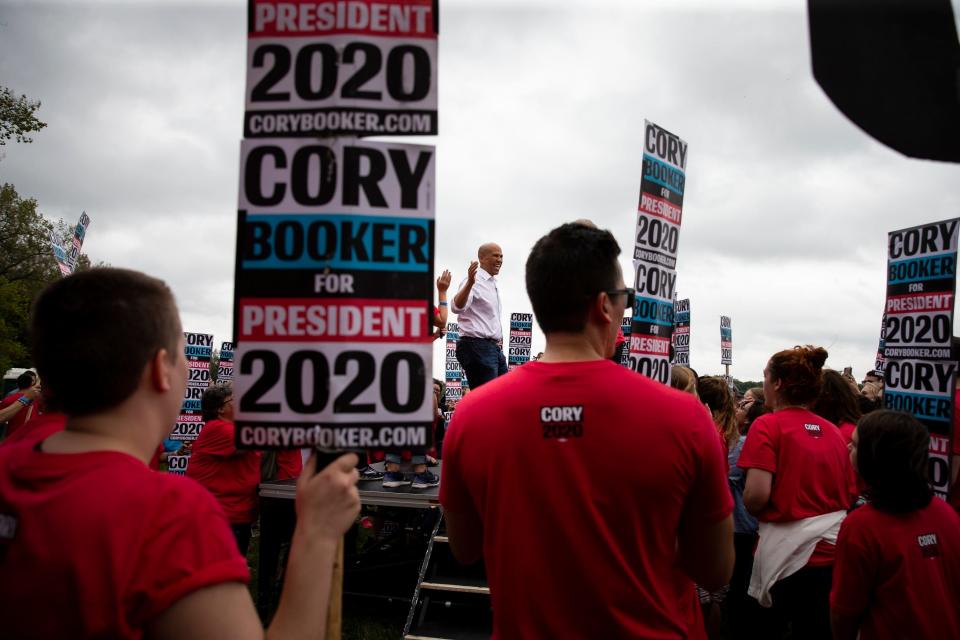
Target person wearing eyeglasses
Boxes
[187,385,261,556]
[441,223,733,638]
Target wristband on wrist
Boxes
[438,301,448,306]
[17,396,32,406]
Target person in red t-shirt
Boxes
[738,345,858,638]
[187,385,261,556]
[0,371,42,437]
[832,410,960,639]
[441,223,734,639]
[0,268,360,640]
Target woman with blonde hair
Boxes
[697,376,740,452]
[670,365,699,397]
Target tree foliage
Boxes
[0,183,92,374]
[0,87,47,146]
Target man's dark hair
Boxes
[201,385,232,421]
[526,223,621,333]
[856,410,932,513]
[16,371,36,390]
[31,268,181,416]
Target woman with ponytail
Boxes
[737,345,857,637]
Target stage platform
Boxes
[259,461,442,509]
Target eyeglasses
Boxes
[605,288,636,310]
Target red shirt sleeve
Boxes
[439,413,477,516]
[127,477,250,625]
[738,414,779,473]
[829,511,875,617]
[681,404,735,527]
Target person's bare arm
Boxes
[452,262,478,312]
[830,610,861,640]
[149,453,360,640]
[677,514,734,591]
[0,385,39,423]
[743,468,773,516]
[433,269,451,339]
[445,507,484,565]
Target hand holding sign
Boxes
[296,452,361,541]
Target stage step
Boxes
[403,514,493,638]
[420,575,490,595]
[404,618,492,640]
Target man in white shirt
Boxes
[451,243,507,389]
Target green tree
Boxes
[0,87,47,145]
[0,183,93,374]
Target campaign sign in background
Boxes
[219,341,235,383]
[507,312,533,371]
[170,332,215,474]
[244,0,438,138]
[444,322,462,403]
[673,298,690,366]
[720,315,732,366]
[882,219,959,499]
[628,120,687,385]
[619,316,632,368]
[233,138,435,449]
[874,314,886,373]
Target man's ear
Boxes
[150,349,173,392]
[593,292,614,324]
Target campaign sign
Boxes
[66,211,91,273]
[720,315,732,365]
[672,298,690,366]
[619,316,632,368]
[170,413,204,442]
[874,314,886,373]
[244,0,438,138]
[508,312,533,371]
[219,341,235,383]
[882,219,959,499]
[445,322,462,402]
[628,120,687,385]
[167,454,190,476]
[233,138,435,449]
[181,334,214,409]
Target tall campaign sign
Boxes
[444,322,462,403]
[245,0,437,138]
[628,121,687,385]
[507,312,533,371]
[169,332,214,474]
[672,298,690,366]
[233,0,438,451]
[619,316,632,368]
[882,219,959,499]
[219,341,235,383]
[720,316,733,366]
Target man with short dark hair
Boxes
[441,224,734,638]
[451,242,507,389]
[0,268,360,639]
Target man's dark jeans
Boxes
[456,337,508,389]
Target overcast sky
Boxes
[1,0,959,382]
